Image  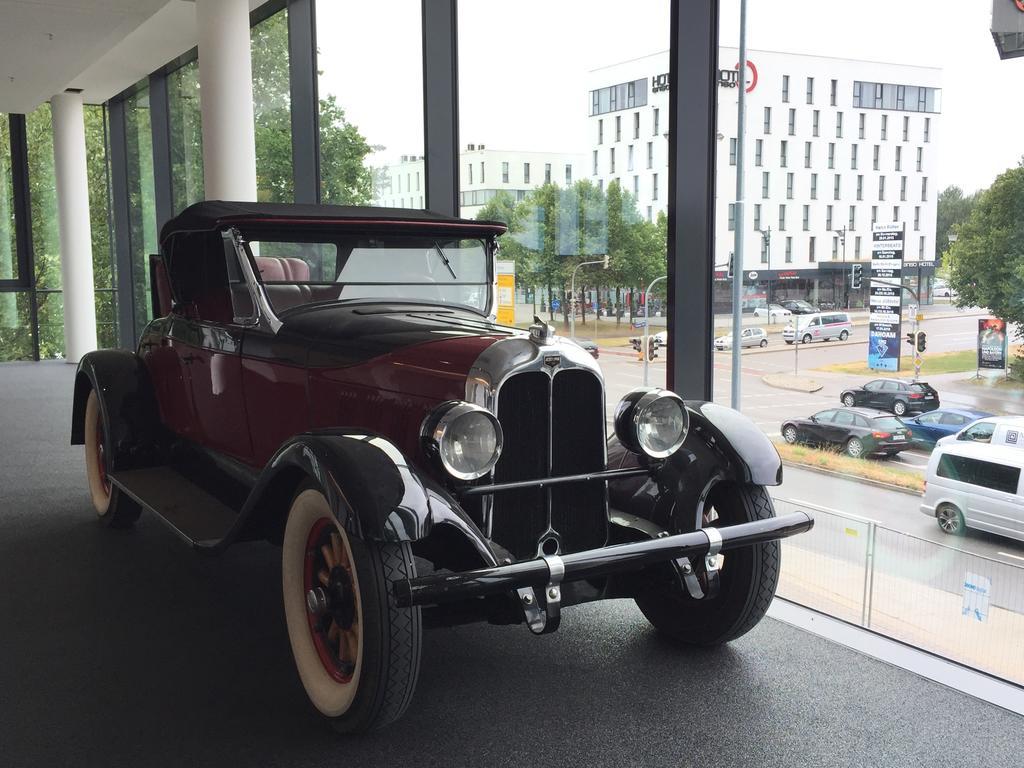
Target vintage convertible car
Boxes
[70,201,812,732]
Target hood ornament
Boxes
[529,315,554,345]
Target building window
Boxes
[903,115,910,142]
[916,146,923,172]
[922,176,928,201]
[764,106,771,134]
[855,235,862,257]
[398,174,402,194]
[782,74,790,103]
[812,110,820,137]
[895,146,902,172]
[924,117,931,142]
[810,173,818,200]
[633,175,639,198]
[826,204,833,231]
[728,203,736,231]
[628,144,635,172]
[785,236,793,263]
[780,140,788,168]
[647,142,654,169]
[653,107,660,136]
[893,205,899,222]
[851,144,858,170]
[416,172,421,191]
[832,236,839,260]
[900,175,907,201]
[914,206,921,231]
[856,174,863,201]
[545,163,552,183]
[615,115,621,142]
[828,143,835,169]
[754,203,762,231]
[859,112,866,139]
[588,77,649,116]
[761,238,768,264]
[609,148,615,173]
[802,204,810,231]
[809,236,816,262]
[873,145,880,171]
[881,114,888,141]
[652,173,659,200]
[646,205,652,222]
[779,204,786,231]
[830,78,838,106]
[762,171,770,199]
[804,141,812,168]
[524,162,531,183]
[633,111,640,139]
[879,176,886,201]
[834,173,841,200]
[502,161,509,183]
[468,163,473,184]
[788,108,796,136]
[592,151,598,176]
[755,139,763,166]
[836,111,843,138]
[896,85,906,111]
[598,119,603,144]
[729,138,737,166]
[787,172,794,199]
[598,179,604,193]
[480,161,485,183]
[849,204,856,230]
[806,76,814,104]
[871,205,878,224]
[565,165,572,185]
[919,236,925,259]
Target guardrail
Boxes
[773,497,1024,686]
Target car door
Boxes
[829,410,858,446]
[936,412,967,441]
[912,411,944,442]
[878,380,902,410]
[859,380,883,408]
[965,458,1023,539]
[741,328,754,348]
[804,409,837,443]
[138,316,199,440]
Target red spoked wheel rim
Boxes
[303,518,360,685]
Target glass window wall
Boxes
[168,60,205,213]
[252,9,294,203]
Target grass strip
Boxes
[812,348,1016,378]
[774,440,925,493]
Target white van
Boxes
[937,416,1024,449]
[921,442,1024,543]
[782,312,853,344]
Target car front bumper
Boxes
[393,511,814,608]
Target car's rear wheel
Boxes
[634,483,780,646]
[842,393,856,407]
[893,400,908,416]
[839,330,849,341]
[759,338,768,347]
[936,504,965,535]
[83,389,141,528]
[845,437,865,458]
[782,425,798,444]
[282,486,421,732]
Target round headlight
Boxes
[421,402,503,481]
[614,387,688,458]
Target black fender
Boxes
[70,350,164,471]
[228,431,497,569]
[608,400,782,534]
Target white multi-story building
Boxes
[588,49,942,308]
[375,146,587,219]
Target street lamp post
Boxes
[831,226,848,308]
[642,274,668,386]
[569,256,609,341]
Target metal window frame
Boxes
[3,114,40,359]
[422,0,459,216]
[288,0,321,204]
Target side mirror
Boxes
[809,416,818,423]
[957,432,969,441]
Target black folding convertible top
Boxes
[159,200,508,247]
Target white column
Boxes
[51,91,97,363]
[196,0,258,201]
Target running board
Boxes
[110,467,239,548]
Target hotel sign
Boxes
[651,60,758,94]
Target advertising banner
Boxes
[495,260,515,326]
[977,318,1008,370]
[868,223,905,371]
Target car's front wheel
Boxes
[782,425,798,444]
[759,338,768,347]
[83,389,141,528]
[841,393,856,407]
[634,483,779,646]
[802,334,813,345]
[282,486,421,732]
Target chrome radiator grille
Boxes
[491,369,608,560]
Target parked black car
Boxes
[779,299,818,315]
[839,378,940,416]
[781,407,913,458]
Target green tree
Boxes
[946,162,1024,352]
[935,185,979,266]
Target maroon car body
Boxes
[69,201,810,731]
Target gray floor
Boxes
[1,361,1021,768]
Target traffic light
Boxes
[851,264,863,290]
[917,332,927,353]
[905,332,916,347]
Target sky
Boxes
[315,0,1024,195]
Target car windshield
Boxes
[245,235,491,314]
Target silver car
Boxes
[715,327,768,350]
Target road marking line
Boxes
[998,552,1024,563]
[783,497,882,524]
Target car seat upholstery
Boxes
[256,256,313,312]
